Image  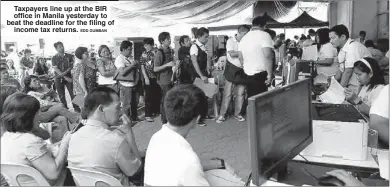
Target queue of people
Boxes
[0,14,388,186]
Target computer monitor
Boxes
[247,79,313,186]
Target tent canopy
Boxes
[208,12,285,31]
[284,11,328,27]
[111,0,255,28]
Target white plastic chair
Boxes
[1,163,50,186]
[67,166,122,186]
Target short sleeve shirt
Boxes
[67,119,142,186]
[1,132,48,166]
[20,56,34,69]
[96,57,117,85]
[358,84,385,107]
[340,39,372,87]
[144,125,209,186]
[316,43,339,76]
[154,47,174,85]
[51,53,74,78]
[140,50,156,79]
[114,54,136,87]
[370,85,389,118]
[226,37,242,68]
[238,30,274,75]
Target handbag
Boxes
[223,61,246,84]
[113,58,140,83]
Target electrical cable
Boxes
[245,172,252,186]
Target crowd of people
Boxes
[1,14,388,186]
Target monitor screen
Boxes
[248,79,313,186]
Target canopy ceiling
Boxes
[111,1,256,28]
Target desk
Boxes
[292,154,379,169]
[281,161,389,186]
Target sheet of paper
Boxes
[193,78,218,98]
[301,45,318,61]
[378,150,389,180]
[319,77,345,104]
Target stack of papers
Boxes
[193,78,218,98]
[319,77,345,104]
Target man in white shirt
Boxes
[114,40,140,122]
[329,24,371,94]
[369,84,389,145]
[144,84,242,186]
[238,16,274,97]
[190,27,212,126]
[216,25,250,123]
[190,27,211,82]
[68,86,144,186]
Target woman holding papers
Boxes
[314,28,340,77]
[344,57,385,116]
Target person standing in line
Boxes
[190,27,213,126]
[238,16,275,98]
[153,32,176,125]
[96,45,118,91]
[175,35,195,85]
[140,38,161,122]
[19,49,34,77]
[51,42,79,112]
[115,41,141,123]
[216,25,250,124]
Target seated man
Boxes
[67,86,144,186]
[144,84,241,186]
[369,84,389,146]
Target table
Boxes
[281,161,389,186]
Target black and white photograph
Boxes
[0,0,389,186]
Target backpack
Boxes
[173,56,195,84]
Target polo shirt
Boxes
[340,38,371,88]
[144,125,210,186]
[51,53,74,78]
[114,54,136,87]
[358,84,384,107]
[226,36,242,68]
[370,85,389,119]
[238,30,274,76]
[67,119,142,186]
[154,46,175,85]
